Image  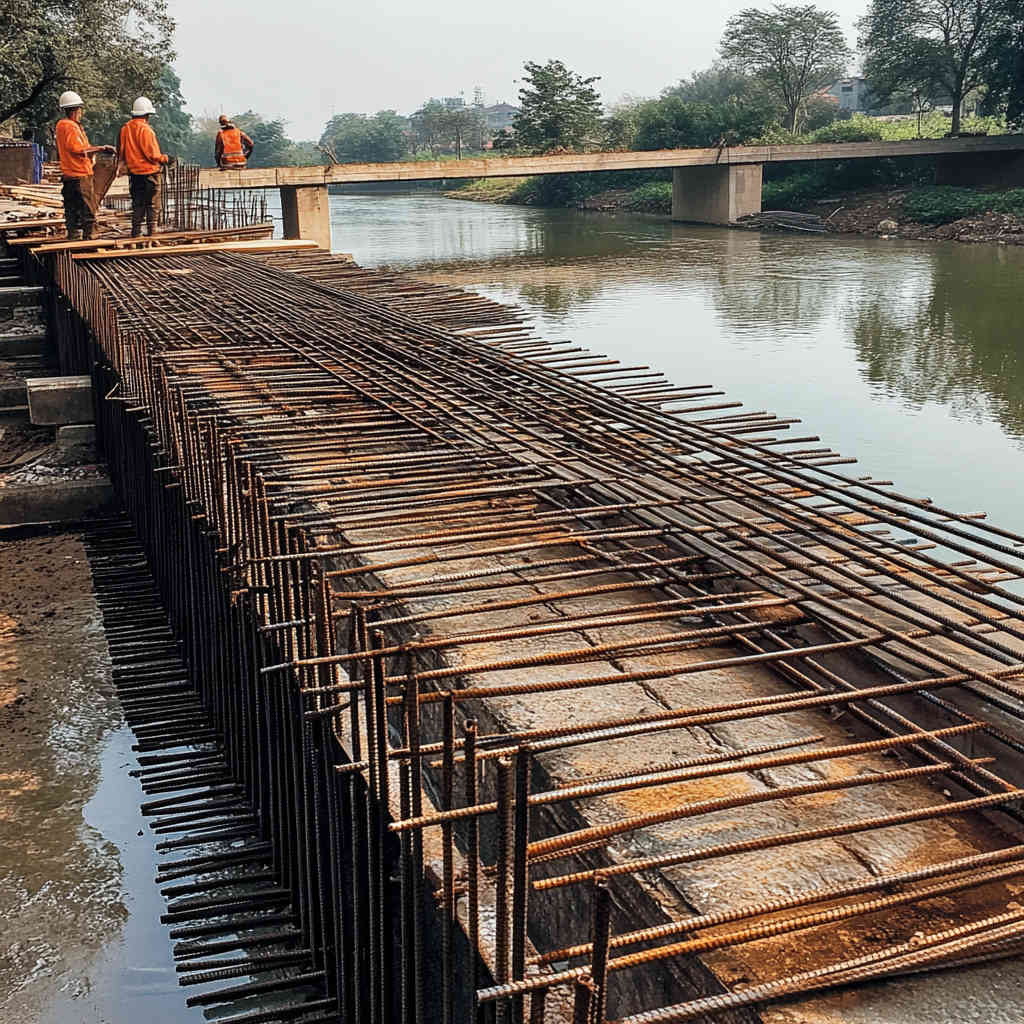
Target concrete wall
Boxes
[280,184,332,250]
[672,164,763,225]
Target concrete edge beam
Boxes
[0,383,25,409]
[0,478,117,526]
[0,333,48,358]
[0,285,43,309]
[56,423,96,451]
[26,375,93,426]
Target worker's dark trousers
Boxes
[129,172,162,236]
[61,175,96,238]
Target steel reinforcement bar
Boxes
[46,244,1024,1024]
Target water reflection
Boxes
[849,244,1024,438]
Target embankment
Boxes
[448,175,1024,245]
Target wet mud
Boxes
[0,532,197,1023]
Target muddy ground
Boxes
[0,532,200,1024]
[0,532,122,1020]
[805,190,1024,245]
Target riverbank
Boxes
[446,178,1024,245]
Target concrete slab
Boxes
[26,375,93,426]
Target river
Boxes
[308,188,1024,538]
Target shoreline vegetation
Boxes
[442,111,1024,246]
[445,177,1024,246]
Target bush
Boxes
[762,171,826,208]
[808,116,884,143]
[627,181,672,212]
[902,186,1024,224]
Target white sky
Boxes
[170,0,868,141]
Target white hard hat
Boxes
[59,91,84,109]
[131,96,156,116]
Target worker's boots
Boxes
[146,214,157,237]
[67,229,82,241]
[81,227,93,241]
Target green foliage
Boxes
[627,181,673,212]
[665,66,782,113]
[81,65,191,152]
[633,94,780,150]
[720,4,852,132]
[0,0,174,131]
[902,185,1024,223]
[982,17,1024,128]
[807,118,885,143]
[233,112,293,168]
[859,0,1018,135]
[149,68,193,156]
[319,111,408,163]
[410,100,448,156]
[411,100,487,157]
[514,59,603,153]
[762,171,830,207]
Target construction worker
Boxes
[117,97,174,237]
[215,115,255,169]
[55,92,115,240]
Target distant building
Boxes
[483,103,519,134]
[824,77,872,113]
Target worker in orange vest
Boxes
[54,91,115,240]
[117,97,175,237]
[215,115,255,169]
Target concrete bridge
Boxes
[110,134,1024,249]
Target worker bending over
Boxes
[215,115,255,169]
[118,97,174,237]
[55,92,115,240]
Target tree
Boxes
[986,11,1024,128]
[860,0,1019,135]
[81,65,192,155]
[410,100,449,156]
[720,4,852,132]
[632,95,781,150]
[319,111,408,163]
[513,59,603,152]
[0,0,174,130]
[233,112,294,168]
[442,105,487,158]
[665,66,782,114]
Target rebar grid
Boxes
[51,244,1024,1024]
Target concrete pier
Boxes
[280,183,332,250]
[672,163,763,224]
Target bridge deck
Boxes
[36,243,1024,1023]
[105,134,1024,192]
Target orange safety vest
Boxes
[119,118,167,175]
[56,118,93,178]
[218,126,247,165]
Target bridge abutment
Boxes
[671,163,762,224]
[280,183,332,249]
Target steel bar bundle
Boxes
[43,244,1024,1024]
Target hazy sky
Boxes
[170,0,868,141]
